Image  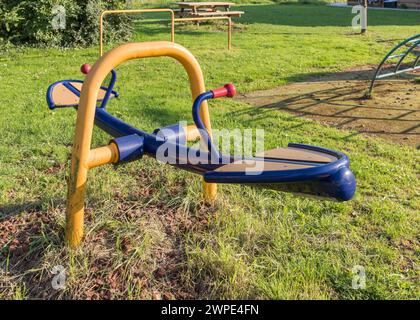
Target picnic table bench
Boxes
[174,2,244,18]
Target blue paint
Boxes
[153,123,187,145]
[62,82,82,97]
[94,107,356,202]
[47,75,357,202]
[368,34,420,96]
[100,69,118,109]
[46,69,119,110]
[46,79,83,110]
[192,91,220,160]
[111,134,144,163]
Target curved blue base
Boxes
[47,69,356,202]
[93,107,356,202]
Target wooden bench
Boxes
[174,2,244,19]
[189,10,244,18]
[173,8,214,13]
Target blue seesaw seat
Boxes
[47,70,356,202]
[46,70,119,110]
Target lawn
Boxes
[0,4,419,299]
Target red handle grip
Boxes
[211,83,236,98]
[80,63,91,75]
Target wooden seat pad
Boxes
[215,159,313,173]
[256,147,337,163]
[51,81,116,107]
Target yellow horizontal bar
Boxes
[184,124,201,141]
[87,143,119,169]
[102,8,174,15]
[174,16,230,22]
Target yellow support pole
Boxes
[184,124,201,141]
[87,144,119,169]
[66,41,216,248]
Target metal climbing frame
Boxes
[368,34,420,96]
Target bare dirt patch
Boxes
[0,168,216,299]
[237,66,420,148]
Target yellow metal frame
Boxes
[99,9,232,55]
[66,41,216,248]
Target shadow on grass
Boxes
[137,102,194,126]
[235,66,420,146]
[131,19,237,41]
[0,199,64,219]
[282,63,420,83]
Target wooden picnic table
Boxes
[173,2,243,18]
[174,2,235,11]
[173,1,243,49]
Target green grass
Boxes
[139,0,348,5]
[0,4,419,299]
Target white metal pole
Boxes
[361,0,368,34]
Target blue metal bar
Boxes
[46,79,84,110]
[376,65,420,79]
[93,107,355,201]
[46,79,119,110]
[367,34,420,97]
[388,53,406,59]
[94,108,330,168]
[407,38,420,44]
[394,41,420,74]
[100,69,117,109]
[192,91,221,161]
[63,82,82,97]
[414,55,420,69]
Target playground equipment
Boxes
[46,41,356,248]
[367,34,420,97]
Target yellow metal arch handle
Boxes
[66,41,216,248]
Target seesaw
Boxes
[46,41,356,247]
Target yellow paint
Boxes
[184,124,201,141]
[87,143,119,169]
[66,41,216,248]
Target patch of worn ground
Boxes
[237,66,420,148]
[0,165,214,299]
